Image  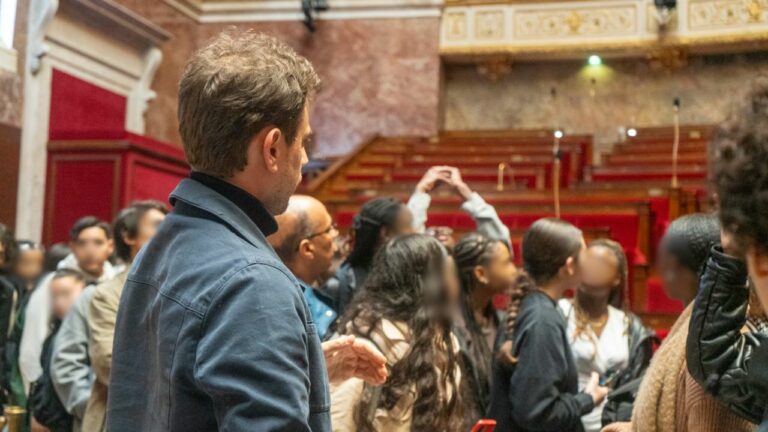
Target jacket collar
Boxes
[169,178,275,250]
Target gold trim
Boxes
[445,0,594,4]
[440,30,768,58]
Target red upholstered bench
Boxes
[591,171,706,182]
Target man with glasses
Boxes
[269,195,339,339]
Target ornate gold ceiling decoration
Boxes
[441,0,768,62]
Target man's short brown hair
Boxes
[178,30,320,177]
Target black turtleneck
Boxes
[190,172,278,236]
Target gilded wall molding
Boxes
[441,0,768,61]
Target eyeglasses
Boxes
[307,222,338,240]
[299,222,339,248]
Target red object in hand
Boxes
[471,419,496,432]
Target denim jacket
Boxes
[107,178,331,431]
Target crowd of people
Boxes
[1,29,768,432]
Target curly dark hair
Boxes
[714,76,768,255]
[339,234,463,431]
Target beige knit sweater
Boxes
[631,303,755,432]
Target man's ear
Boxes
[261,127,282,173]
[298,239,314,260]
[106,238,115,255]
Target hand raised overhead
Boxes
[415,166,452,193]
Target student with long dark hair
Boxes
[327,197,414,315]
[559,239,654,431]
[452,232,516,424]
[488,218,608,432]
[330,234,463,431]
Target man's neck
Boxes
[290,263,318,288]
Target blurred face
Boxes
[384,206,415,238]
[50,276,85,320]
[70,226,113,278]
[15,249,44,286]
[476,242,517,294]
[125,209,166,260]
[444,255,460,305]
[578,245,620,300]
[657,246,698,303]
[564,238,588,289]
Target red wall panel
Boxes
[49,69,127,140]
[45,157,119,244]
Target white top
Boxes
[558,299,630,432]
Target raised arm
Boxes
[407,166,451,233]
[448,167,511,248]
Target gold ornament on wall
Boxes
[476,58,513,81]
[689,0,766,29]
[646,46,689,72]
[514,6,637,39]
[475,10,505,40]
[445,11,468,41]
[566,11,583,33]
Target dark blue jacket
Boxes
[107,178,331,431]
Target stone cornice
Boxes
[165,0,444,22]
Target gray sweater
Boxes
[407,191,511,247]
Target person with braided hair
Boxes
[325,197,414,316]
[487,218,608,432]
[452,232,517,426]
[329,234,464,431]
[558,239,654,431]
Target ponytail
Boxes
[496,271,536,365]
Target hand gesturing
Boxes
[323,335,388,385]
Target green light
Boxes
[588,55,602,66]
